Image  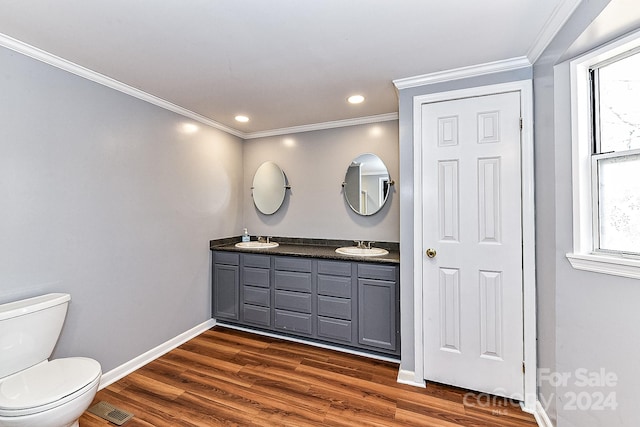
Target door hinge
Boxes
[519,118,523,130]
[522,361,526,373]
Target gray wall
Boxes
[534,0,640,425]
[242,121,399,242]
[0,46,244,373]
[395,67,533,376]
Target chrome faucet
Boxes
[354,240,376,249]
[356,240,377,249]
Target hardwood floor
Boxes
[80,326,538,426]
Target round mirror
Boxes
[252,161,287,215]
[342,153,392,216]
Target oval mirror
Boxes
[252,161,287,215]
[342,153,392,216]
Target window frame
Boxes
[591,149,640,257]
[567,28,640,279]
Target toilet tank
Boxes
[0,293,71,379]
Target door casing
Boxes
[410,80,537,412]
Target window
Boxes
[568,29,640,279]
[591,51,640,256]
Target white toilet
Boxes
[0,293,102,427]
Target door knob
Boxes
[426,248,437,258]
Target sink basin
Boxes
[235,241,279,249]
[335,247,389,257]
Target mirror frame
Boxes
[342,153,393,216]
[252,161,288,215]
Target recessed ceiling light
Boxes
[347,95,365,104]
[235,115,249,123]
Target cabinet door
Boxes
[213,264,240,320]
[358,278,396,351]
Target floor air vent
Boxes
[87,401,134,425]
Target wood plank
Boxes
[119,372,184,401]
[80,326,537,427]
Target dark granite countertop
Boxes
[210,236,399,264]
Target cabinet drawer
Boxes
[318,295,351,320]
[243,254,270,269]
[274,310,312,335]
[317,317,352,343]
[243,304,271,327]
[243,286,270,307]
[243,267,270,287]
[274,257,312,272]
[358,264,396,281]
[275,270,312,292]
[317,274,351,298]
[214,251,239,266]
[318,260,351,276]
[275,290,312,314]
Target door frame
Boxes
[411,80,537,411]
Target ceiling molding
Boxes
[526,0,583,63]
[243,112,399,140]
[392,56,531,90]
[1,33,398,140]
[0,33,246,138]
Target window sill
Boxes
[566,253,640,280]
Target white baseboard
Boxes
[524,400,553,427]
[396,369,426,388]
[98,318,216,389]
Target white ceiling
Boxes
[0,0,578,137]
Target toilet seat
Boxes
[0,357,101,417]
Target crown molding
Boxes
[392,0,583,92]
[2,33,399,140]
[243,112,399,139]
[0,33,245,138]
[527,0,583,63]
[392,56,531,90]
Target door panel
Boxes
[438,267,460,352]
[438,160,459,242]
[422,91,524,398]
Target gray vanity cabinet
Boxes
[316,260,356,345]
[212,252,240,321]
[357,264,398,352]
[274,257,314,335]
[241,254,271,327]
[211,250,399,357]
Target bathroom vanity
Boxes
[210,238,400,357]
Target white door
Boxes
[422,91,524,398]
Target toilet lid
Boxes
[0,357,101,411]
